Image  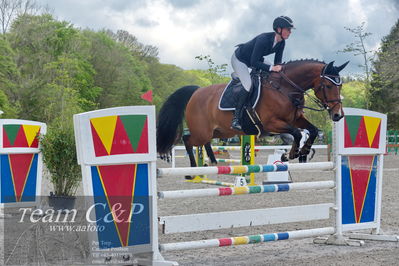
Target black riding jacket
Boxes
[234,32,285,71]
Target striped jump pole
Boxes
[205,158,241,164]
[198,179,235,187]
[160,227,335,252]
[173,144,328,151]
[192,135,256,186]
[211,146,241,151]
[157,161,334,177]
[158,180,335,199]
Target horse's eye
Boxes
[326,85,333,89]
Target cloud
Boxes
[168,0,201,8]
[135,17,159,27]
[37,0,398,76]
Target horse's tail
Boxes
[157,85,200,154]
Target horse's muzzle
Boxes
[328,105,344,122]
[332,112,344,122]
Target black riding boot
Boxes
[231,89,249,131]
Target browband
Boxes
[321,75,342,85]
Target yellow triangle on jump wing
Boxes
[90,116,118,155]
[363,116,381,147]
[22,125,41,147]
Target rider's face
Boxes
[281,28,292,40]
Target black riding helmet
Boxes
[273,16,295,32]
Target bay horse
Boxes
[157,59,349,168]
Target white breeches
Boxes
[231,52,252,92]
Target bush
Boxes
[40,124,81,196]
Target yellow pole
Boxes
[249,135,255,185]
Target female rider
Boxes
[231,16,295,131]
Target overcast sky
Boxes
[37,0,398,76]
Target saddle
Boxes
[219,71,269,136]
[218,72,261,110]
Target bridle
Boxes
[314,74,343,112]
[278,66,343,112]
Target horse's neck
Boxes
[284,64,320,90]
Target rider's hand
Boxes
[271,65,282,72]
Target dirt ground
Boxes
[158,149,399,266]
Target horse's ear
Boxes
[335,61,350,73]
[324,61,334,75]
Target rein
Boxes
[279,71,327,111]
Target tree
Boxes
[3,13,234,127]
[0,36,19,116]
[341,81,368,109]
[0,89,18,117]
[195,54,229,84]
[145,63,206,108]
[7,14,100,122]
[369,19,399,128]
[338,22,374,81]
[83,30,152,108]
[107,29,159,61]
[0,0,40,35]
[39,55,102,123]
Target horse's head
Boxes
[313,61,349,122]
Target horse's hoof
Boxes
[298,154,307,163]
[185,175,194,180]
[281,153,289,162]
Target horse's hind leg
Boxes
[182,134,197,167]
[204,142,217,166]
[182,134,198,180]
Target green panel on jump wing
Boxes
[119,115,147,151]
[4,124,21,146]
[345,115,362,145]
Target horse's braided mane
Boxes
[260,59,326,80]
[283,58,325,66]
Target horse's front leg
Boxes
[300,127,318,158]
[295,117,319,162]
[281,126,302,161]
[204,142,217,166]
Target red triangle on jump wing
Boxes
[349,155,374,223]
[90,122,109,157]
[344,119,353,147]
[135,118,149,153]
[3,128,12,147]
[12,127,29,147]
[9,154,34,201]
[371,123,381,149]
[30,133,39,148]
[110,117,135,155]
[98,164,136,247]
[354,118,369,148]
